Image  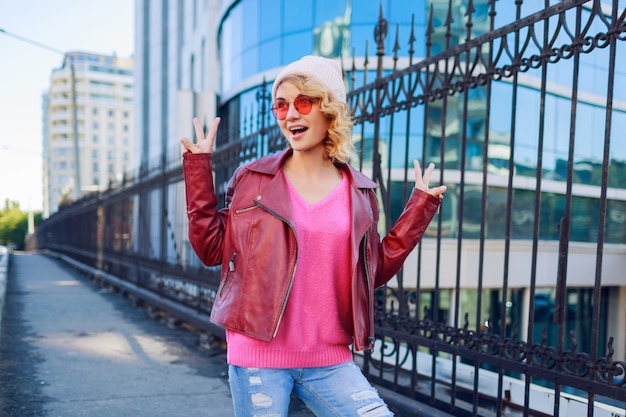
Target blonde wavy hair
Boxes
[275,75,355,164]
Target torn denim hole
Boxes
[251,392,273,408]
[356,403,394,417]
[250,392,281,417]
[353,389,394,417]
[351,389,379,401]
[246,368,262,386]
[249,375,262,385]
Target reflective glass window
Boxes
[219,0,438,92]
[313,0,346,27]
[283,33,313,64]
[532,287,608,360]
[284,1,313,33]
[259,0,281,42]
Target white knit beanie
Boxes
[272,55,346,104]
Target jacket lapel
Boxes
[245,149,294,223]
[255,169,294,223]
[242,149,378,233]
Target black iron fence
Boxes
[31,0,625,415]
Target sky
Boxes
[0,0,135,212]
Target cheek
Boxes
[278,121,290,136]
[318,118,332,137]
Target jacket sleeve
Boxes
[183,152,232,266]
[375,188,441,287]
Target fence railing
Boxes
[31,0,626,415]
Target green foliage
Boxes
[0,199,42,249]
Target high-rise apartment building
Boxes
[43,51,134,216]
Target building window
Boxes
[93,135,99,143]
[533,287,608,358]
[108,136,115,145]
[93,121,99,129]
[108,109,114,117]
[93,163,99,173]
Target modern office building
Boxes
[43,52,134,217]
[134,1,625,408]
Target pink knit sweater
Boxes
[226,171,354,368]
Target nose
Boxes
[284,102,301,120]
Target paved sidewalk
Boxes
[0,252,314,417]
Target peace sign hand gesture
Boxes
[180,117,221,154]
[414,160,447,200]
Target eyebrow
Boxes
[274,94,308,101]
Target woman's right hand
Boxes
[180,117,221,154]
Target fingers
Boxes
[413,160,434,189]
[180,137,199,154]
[422,162,435,186]
[432,185,447,200]
[413,160,423,185]
[193,117,221,142]
[183,117,221,154]
[193,117,205,142]
[414,160,446,199]
[206,117,221,143]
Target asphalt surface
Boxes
[0,252,315,417]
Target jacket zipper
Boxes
[362,231,375,348]
[235,205,257,214]
[220,252,236,296]
[254,202,298,338]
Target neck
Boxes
[284,149,337,181]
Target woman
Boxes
[181,55,446,417]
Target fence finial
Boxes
[466,0,476,42]
[374,2,388,57]
[426,3,434,57]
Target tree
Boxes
[0,200,41,249]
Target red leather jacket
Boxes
[183,149,441,351]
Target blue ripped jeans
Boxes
[228,362,394,417]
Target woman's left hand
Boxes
[414,160,447,200]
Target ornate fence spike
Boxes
[426,3,434,57]
[465,0,476,42]
[408,14,416,61]
[374,3,387,56]
[392,23,400,70]
[445,0,454,47]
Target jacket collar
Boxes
[245,148,378,191]
[247,148,376,260]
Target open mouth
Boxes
[289,126,308,138]
[289,126,308,135]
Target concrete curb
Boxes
[0,246,10,336]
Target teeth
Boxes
[290,127,306,133]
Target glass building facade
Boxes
[219,0,427,92]
[217,0,626,245]
[211,0,626,373]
